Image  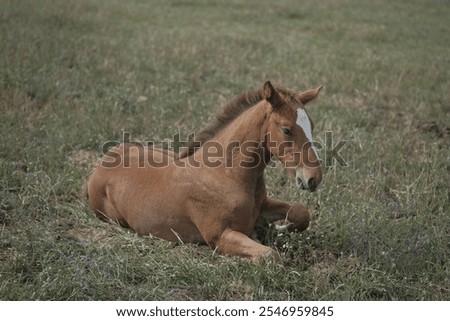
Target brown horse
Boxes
[87,81,322,261]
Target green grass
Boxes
[0,0,449,300]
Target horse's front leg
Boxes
[215,228,280,262]
[261,197,310,232]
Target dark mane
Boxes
[178,89,264,158]
[178,85,299,159]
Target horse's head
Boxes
[263,81,322,192]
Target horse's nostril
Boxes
[307,177,317,191]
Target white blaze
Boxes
[296,108,318,157]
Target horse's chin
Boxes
[285,168,307,190]
[284,167,317,192]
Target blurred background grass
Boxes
[0,0,449,300]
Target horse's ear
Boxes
[298,85,323,105]
[262,81,282,106]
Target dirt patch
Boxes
[310,256,361,276]
[68,149,100,170]
[419,121,450,139]
[66,226,114,245]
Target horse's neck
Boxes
[214,101,270,180]
[218,101,268,142]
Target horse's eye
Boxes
[282,127,291,136]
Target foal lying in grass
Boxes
[87,81,322,261]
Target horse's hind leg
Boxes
[215,229,280,262]
[87,175,129,228]
[261,198,310,232]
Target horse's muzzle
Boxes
[297,175,319,192]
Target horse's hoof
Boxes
[253,249,281,264]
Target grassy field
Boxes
[0,0,449,300]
